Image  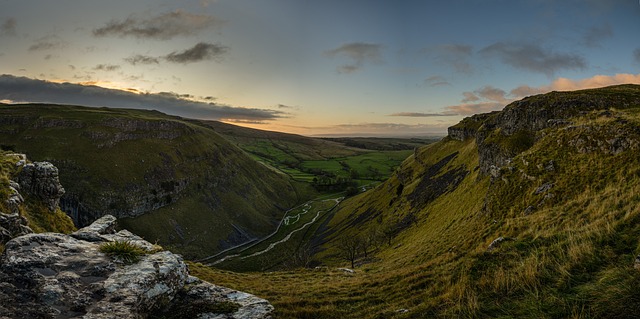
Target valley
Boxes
[2,85,640,318]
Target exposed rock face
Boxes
[16,162,65,212]
[0,215,274,319]
[447,87,640,175]
[448,112,497,141]
[0,213,32,244]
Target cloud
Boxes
[461,92,480,103]
[634,49,640,64]
[93,64,121,71]
[28,35,66,51]
[582,24,612,47]
[93,10,223,40]
[164,42,228,63]
[325,42,383,74]
[1,18,16,36]
[480,42,586,76]
[389,112,457,117]
[424,75,451,87]
[475,86,508,103]
[510,73,640,98]
[445,102,505,116]
[124,54,160,65]
[423,44,473,74]
[450,86,510,115]
[0,74,288,122]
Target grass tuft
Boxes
[99,240,147,264]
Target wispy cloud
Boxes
[510,73,640,98]
[424,75,451,87]
[0,75,288,122]
[445,102,504,116]
[28,35,67,51]
[461,92,480,103]
[125,43,228,65]
[93,64,121,71]
[325,42,383,74]
[582,24,613,48]
[93,10,224,40]
[480,42,586,76]
[124,54,160,65]
[474,86,508,103]
[1,18,16,36]
[165,42,228,63]
[423,44,473,74]
[445,73,640,117]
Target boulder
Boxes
[0,215,274,319]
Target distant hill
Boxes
[0,104,307,259]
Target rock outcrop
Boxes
[447,86,640,175]
[16,161,65,212]
[0,215,274,319]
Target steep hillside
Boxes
[0,104,305,259]
[194,85,640,318]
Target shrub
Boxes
[99,241,146,264]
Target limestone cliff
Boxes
[447,85,640,175]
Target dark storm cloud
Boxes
[480,42,586,76]
[582,24,613,47]
[325,42,384,74]
[164,42,228,63]
[124,54,160,65]
[93,10,224,40]
[1,18,16,36]
[0,75,287,122]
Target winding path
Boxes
[205,196,342,266]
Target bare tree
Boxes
[336,235,362,269]
[362,227,381,258]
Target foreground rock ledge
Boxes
[0,215,273,319]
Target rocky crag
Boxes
[1,155,74,246]
[447,85,640,175]
[0,215,274,319]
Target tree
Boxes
[336,235,362,269]
[382,223,398,246]
[361,227,382,258]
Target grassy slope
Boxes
[0,104,305,259]
[193,85,640,318]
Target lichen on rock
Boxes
[0,215,274,319]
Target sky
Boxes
[0,0,639,137]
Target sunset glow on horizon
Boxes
[1,1,639,137]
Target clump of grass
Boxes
[99,240,147,264]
